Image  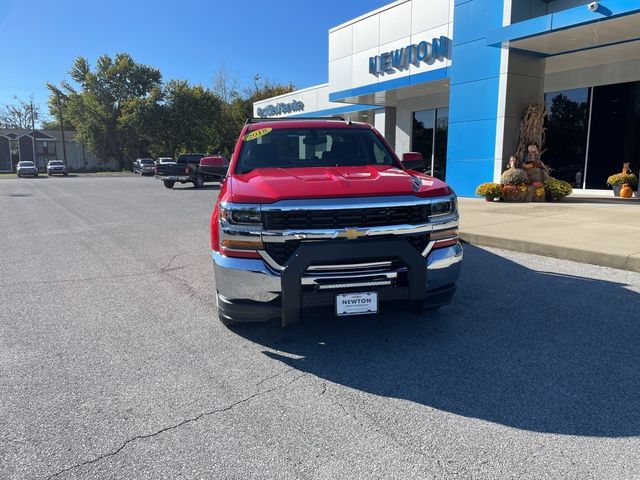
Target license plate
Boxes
[161,176,177,180]
[336,292,378,316]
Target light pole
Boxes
[30,101,37,166]
[55,90,68,165]
[46,84,69,166]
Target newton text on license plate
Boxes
[336,292,378,316]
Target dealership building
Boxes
[253,0,640,197]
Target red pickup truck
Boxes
[211,118,462,326]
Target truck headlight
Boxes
[219,203,263,250]
[430,198,456,218]
[219,204,262,226]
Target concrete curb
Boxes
[459,231,640,274]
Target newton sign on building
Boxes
[369,36,451,76]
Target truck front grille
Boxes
[264,235,428,266]
[263,205,430,230]
[265,241,301,265]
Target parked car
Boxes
[133,158,156,175]
[46,160,68,176]
[16,161,38,177]
[154,153,228,188]
[210,118,462,326]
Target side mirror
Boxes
[401,152,427,171]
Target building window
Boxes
[544,88,590,188]
[434,108,448,181]
[412,108,448,180]
[545,81,640,189]
[586,81,640,189]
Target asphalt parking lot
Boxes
[1,175,639,479]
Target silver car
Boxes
[133,158,156,175]
[47,160,68,176]
[16,161,38,177]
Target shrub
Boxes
[475,182,502,199]
[544,178,572,200]
[500,168,528,185]
[606,173,638,188]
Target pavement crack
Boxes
[160,252,188,272]
[1,270,161,287]
[45,372,306,479]
[1,250,202,287]
[255,367,296,387]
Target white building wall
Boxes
[395,92,449,155]
[544,40,640,92]
[328,0,454,97]
[253,84,349,118]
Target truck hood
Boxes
[228,165,451,204]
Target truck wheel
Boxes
[193,174,204,188]
[163,180,175,189]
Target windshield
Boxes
[19,162,35,167]
[141,159,154,164]
[236,127,395,174]
[49,161,62,165]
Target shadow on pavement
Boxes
[231,245,640,437]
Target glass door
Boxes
[544,88,590,188]
[433,108,448,181]
[585,81,640,189]
[411,108,448,180]
[412,109,435,175]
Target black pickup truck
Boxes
[154,153,228,189]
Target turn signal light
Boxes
[431,227,459,249]
[220,238,264,250]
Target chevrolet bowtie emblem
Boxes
[343,228,366,240]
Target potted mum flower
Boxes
[500,168,529,202]
[475,182,502,201]
[607,173,638,196]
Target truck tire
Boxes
[163,180,175,189]
[193,174,204,188]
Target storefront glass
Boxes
[412,109,434,173]
[545,81,640,189]
[586,81,640,188]
[434,108,448,181]
[544,88,590,188]
[412,108,448,180]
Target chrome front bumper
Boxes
[212,242,462,305]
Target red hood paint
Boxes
[228,165,451,204]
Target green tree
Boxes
[213,71,295,155]
[48,53,161,169]
[0,95,40,129]
[121,80,222,158]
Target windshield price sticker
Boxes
[336,292,378,316]
[244,128,272,142]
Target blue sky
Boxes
[0,0,391,121]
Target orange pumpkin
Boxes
[620,183,633,198]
